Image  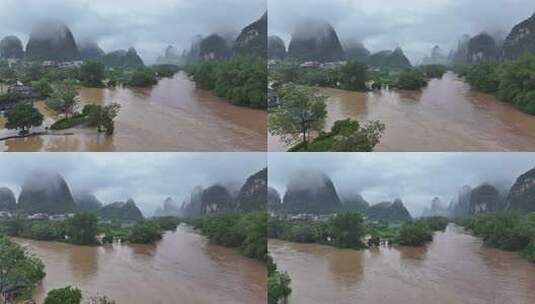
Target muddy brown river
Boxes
[269,72,535,151]
[1,72,266,152]
[269,225,535,304]
[14,225,266,304]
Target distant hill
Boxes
[368,47,411,69]
[102,47,144,68]
[267,187,282,213]
[503,13,535,60]
[344,41,370,62]
[367,199,412,222]
[268,36,286,60]
[341,193,369,213]
[0,35,24,59]
[17,171,77,215]
[0,187,16,211]
[467,33,498,62]
[422,197,450,217]
[288,19,345,63]
[282,171,342,214]
[154,197,182,217]
[507,167,535,212]
[234,12,267,58]
[25,20,81,61]
[200,185,234,215]
[74,192,103,212]
[199,34,231,60]
[469,184,503,215]
[235,168,267,213]
[99,198,144,221]
[78,40,105,60]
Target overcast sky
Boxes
[0,153,266,216]
[0,0,266,64]
[269,0,535,64]
[268,153,535,217]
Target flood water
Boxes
[14,225,266,304]
[269,72,535,151]
[269,225,535,304]
[1,72,266,151]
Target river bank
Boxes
[269,72,535,152]
[269,224,535,304]
[1,72,267,152]
[13,224,266,304]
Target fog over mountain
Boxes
[269,0,535,64]
[0,153,265,216]
[268,153,535,216]
[0,0,265,64]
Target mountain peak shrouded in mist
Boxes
[100,198,144,221]
[0,187,16,211]
[234,12,267,58]
[154,197,182,217]
[467,33,498,62]
[282,170,342,214]
[288,18,345,62]
[199,34,232,60]
[102,47,145,68]
[200,184,233,215]
[343,40,370,62]
[25,19,81,61]
[74,192,103,212]
[235,168,267,213]
[368,47,411,69]
[268,35,286,60]
[367,199,412,221]
[17,170,77,215]
[0,35,24,59]
[506,167,535,212]
[78,39,105,60]
[503,12,535,59]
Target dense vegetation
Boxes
[269,214,450,248]
[460,212,535,261]
[4,102,44,134]
[289,118,385,152]
[0,236,46,302]
[0,215,181,246]
[188,56,267,109]
[464,53,535,114]
[195,212,267,261]
[44,286,116,304]
[268,212,367,249]
[267,255,292,304]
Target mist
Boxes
[0,153,266,216]
[269,0,535,64]
[0,0,266,64]
[268,153,535,217]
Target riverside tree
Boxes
[5,102,44,134]
[269,83,327,148]
[84,103,121,135]
[0,236,46,303]
[44,286,82,304]
[79,61,105,87]
[51,79,79,118]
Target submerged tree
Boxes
[5,102,44,134]
[269,83,327,148]
[44,286,82,304]
[84,102,121,135]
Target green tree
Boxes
[465,62,500,93]
[65,213,98,245]
[31,79,54,98]
[79,61,105,87]
[396,222,433,246]
[44,286,82,304]
[330,119,385,152]
[396,69,428,90]
[51,79,79,118]
[127,221,162,244]
[5,102,44,134]
[326,212,366,248]
[267,256,292,304]
[0,236,45,303]
[84,103,121,134]
[339,60,369,91]
[269,83,327,147]
[127,69,157,87]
